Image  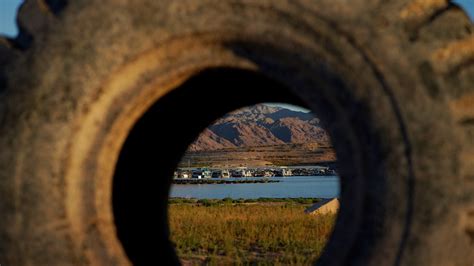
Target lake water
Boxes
[170,176,340,199]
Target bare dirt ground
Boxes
[178,143,336,168]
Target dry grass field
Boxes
[169,199,337,265]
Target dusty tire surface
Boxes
[0,0,473,265]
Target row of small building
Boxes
[173,166,337,179]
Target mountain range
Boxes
[188,104,331,151]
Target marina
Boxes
[173,165,338,180]
[172,178,280,185]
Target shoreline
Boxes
[169,197,325,205]
[172,178,280,185]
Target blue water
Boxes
[170,176,340,199]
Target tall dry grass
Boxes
[169,202,336,265]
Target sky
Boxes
[265,103,310,113]
[1,0,472,113]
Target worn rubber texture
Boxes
[0,0,473,265]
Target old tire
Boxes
[0,0,473,265]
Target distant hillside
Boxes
[180,143,336,168]
[188,104,331,152]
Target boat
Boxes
[192,170,203,179]
[221,169,230,178]
[253,170,265,177]
[264,170,275,177]
[231,170,243,178]
[283,168,293,176]
[202,169,212,178]
[211,170,221,178]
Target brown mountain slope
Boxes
[188,129,236,151]
[190,104,330,151]
[269,117,329,144]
